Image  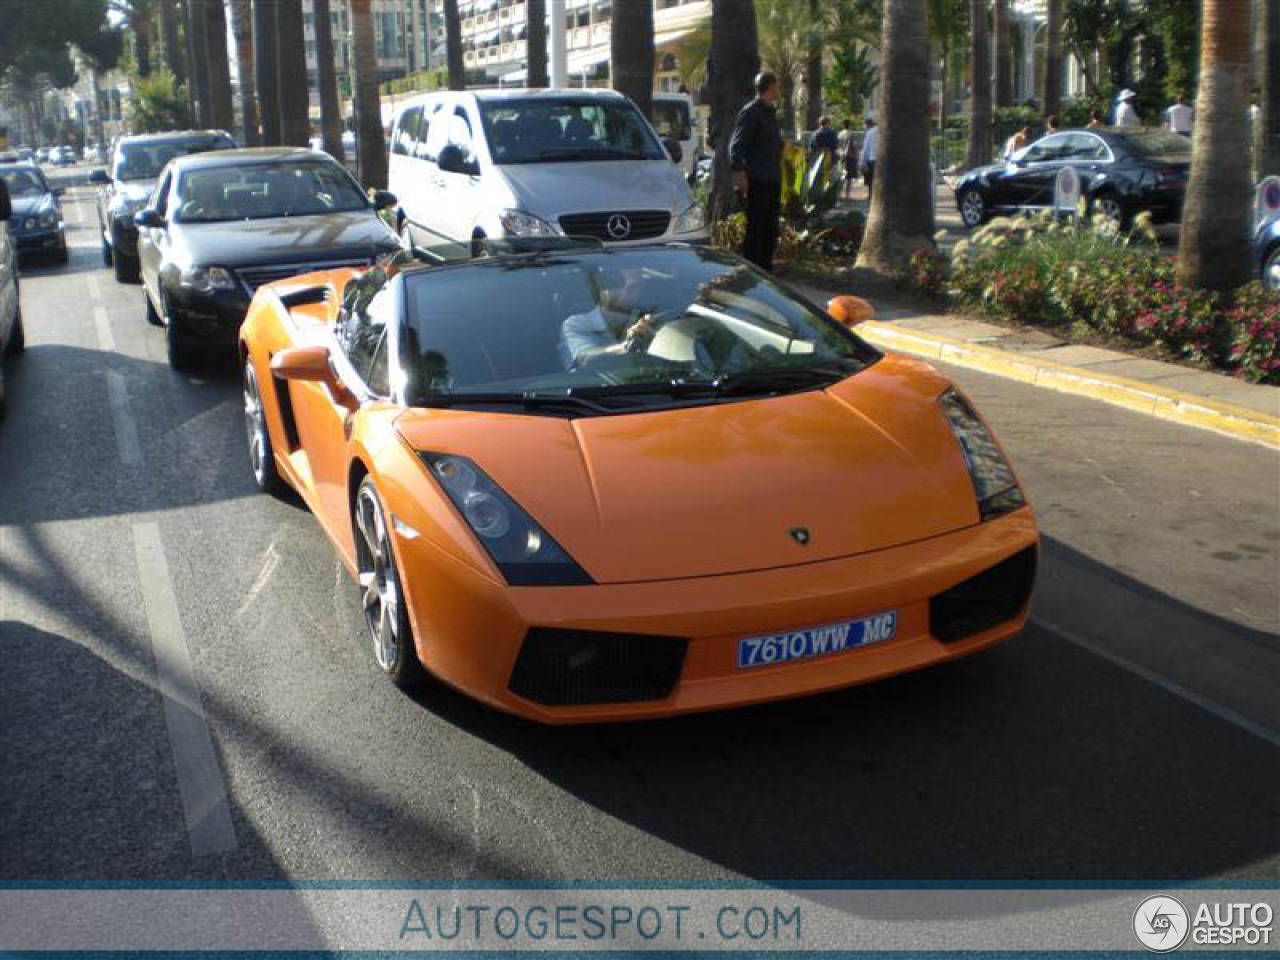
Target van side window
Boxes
[152,171,172,217]
[422,103,452,163]
[394,106,422,156]
[448,108,474,159]
[413,104,436,160]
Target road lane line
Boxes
[93,306,114,351]
[132,522,239,857]
[87,274,101,301]
[104,371,140,465]
[1038,617,1280,748]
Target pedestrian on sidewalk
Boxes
[1113,89,1141,128]
[812,116,839,164]
[841,122,859,200]
[1166,93,1193,136]
[1002,126,1030,161]
[730,72,784,272]
[859,116,878,197]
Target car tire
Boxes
[242,358,286,497]
[53,240,68,266]
[7,305,24,356]
[113,251,139,283]
[144,290,163,327]
[1090,192,1129,231]
[1264,244,1280,292]
[354,476,426,690]
[959,189,987,228]
[101,236,113,267]
[165,310,197,371]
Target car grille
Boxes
[235,259,369,293]
[509,628,688,706]
[930,546,1037,643]
[558,210,671,242]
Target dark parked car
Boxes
[953,128,1191,230]
[0,178,26,418]
[0,162,67,263]
[1256,216,1280,292]
[135,147,401,369]
[90,129,235,283]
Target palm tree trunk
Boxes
[313,0,344,161]
[965,0,991,167]
[159,0,186,92]
[1041,0,1063,119]
[1258,0,1279,175]
[228,0,260,145]
[254,0,282,144]
[992,0,1011,108]
[857,0,936,273]
[526,0,548,88]
[180,0,198,121]
[134,12,154,79]
[611,0,655,119]
[204,0,236,133]
[804,0,823,131]
[350,0,388,188]
[444,0,465,91]
[89,68,106,146]
[708,0,760,222]
[1177,0,1254,294]
[275,0,310,146]
[187,0,210,126]
[778,70,796,136]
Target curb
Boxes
[858,321,1280,451]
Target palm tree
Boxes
[313,0,343,160]
[228,0,259,145]
[965,0,991,167]
[926,0,966,132]
[275,0,310,146]
[992,0,1011,108]
[185,0,209,126]
[204,0,235,133]
[1259,0,1279,176]
[1041,0,1063,120]
[756,0,810,135]
[804,0,823,131]
[158,0,186,94]
[671,20,711,92]
[612,0,655,118]
[526,0,548,87]
[350,0,388,188]
[253,0,281,144]
[444,0,465,91]
[179,0,197,121]
[856,0,936,273]
[1177,0,1254,294]
[708,0,760,221]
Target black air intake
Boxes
[509,629,688,706]
[930,547,1037,642]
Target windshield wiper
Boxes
[415,391,615,415]
[706,366,851,395]
[533,149,648,162]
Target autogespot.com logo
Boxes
[1133,895,1190,953]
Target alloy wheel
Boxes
[961,191,985,228]
[242,363,267,485]
[1096,196,1124,228]
[355,484,402,674]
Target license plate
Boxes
[737,611,898,669]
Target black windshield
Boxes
[113,135,235,182]
[174,158,369,223]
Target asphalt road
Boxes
[1,180,1276,886]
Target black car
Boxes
[953,127,1191,229]
[90,129,235,283]
[0,162,66,263]
[135,147,401,369]
[0,178,26,418]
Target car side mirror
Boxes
[134,209,165,229]
[371,189,397,210]
[827,295,875,328]
[437,144,469,175]
[0,180,10,221]
[664,138,683,164]
[271,344,357,409]
[89,169,110,185]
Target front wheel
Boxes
[6,305,24,356]
[101,236,113,267]
[958,189,987,228]
[242,359,285,496]
[144,289,163,327]
[1263,244,1280,292]
[354,477,425,690]
[1090,193,1128,231]
[166,310,197,370]
[113,251,139,283]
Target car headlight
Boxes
[419,452,592,586]
[22,217,36,231]
[38,210,57,228]
[673,201,707,234]
[499,208,560,238]
[179,266,237,293]
[938,389,1026,520]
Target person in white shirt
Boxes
[1114,89,1141,128]
[558,268,657,370]
[858,117,878,194]
[1166,93,1193,136]
[1003,126,1030,160]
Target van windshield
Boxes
[478,98,665,164]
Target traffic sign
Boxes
[1256,176,1280,230]
[1054,166,1081,219]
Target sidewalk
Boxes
[793,281,1280,450]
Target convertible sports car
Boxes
[239,241,1039,723]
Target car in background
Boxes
[1257,216,1280,292]
[34,147,49,164]
[237,239,1038,720]
[0,177,26,418]
[953,127,1190,230]
[0,162,67,264]
[49,146,75,167]
[135,147,401,369]
[90,129,235,283]
[652,91,700,183]
[388,88,706,256]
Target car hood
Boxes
[114,180,158,204]
[394,355,982,584]
[173,211,399,268]
[956,162,1009,185]
[11,195,54,219]
[499,159,690,221]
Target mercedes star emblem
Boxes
[606,214,632,239]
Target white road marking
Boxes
[132,522,238,857]
[93,306,114,351]
[87,274,101,301]
[1038,617,1280,748]
[104,371,140,465]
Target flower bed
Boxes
[916,214,1280,386]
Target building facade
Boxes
[301,0,435,107]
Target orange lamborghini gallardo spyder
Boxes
[239,240,1038,723]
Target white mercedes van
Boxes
[388,88,708,255]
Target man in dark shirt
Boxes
[812,116,839,158]
[729,72,783,272]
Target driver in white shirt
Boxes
[559,268,658,369]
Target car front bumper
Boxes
[391,508,1039,724]
[168,284,253,345]
[14,226,64,254]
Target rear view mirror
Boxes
[0,179,10,221]
[271,344,357,410]
[89,169,110,185]
[827,295,875,327]
[371,189,397,210]
[437,144,468,175]
[134,209,164,229]
[664,138,683,164]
